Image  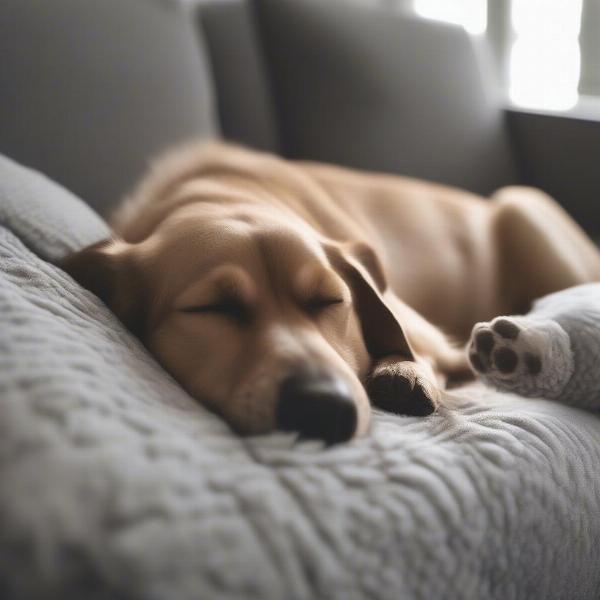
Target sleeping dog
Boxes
[63,142,600,443]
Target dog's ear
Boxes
[61,239,146,336]
[325,241,415,361]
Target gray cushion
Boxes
[0,0,217,216]
[0,154,109,262]
[195,0,280,152]
[255,0,518,194]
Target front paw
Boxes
[367,359,440,416]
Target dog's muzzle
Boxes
[276,372,357,444]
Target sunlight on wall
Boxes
[413,0,487,35]
[509,0,583,110]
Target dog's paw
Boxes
[367,359,440,416]
[468,315,573,398]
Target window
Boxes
[413,0,487,35]
[412,0,594,112]
[509,0,582,110]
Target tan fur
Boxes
[62,142,600,438]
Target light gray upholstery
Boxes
[255,0,518,194]
[0,0,217,216]
[0,154,109,262]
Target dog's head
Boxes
[63,203,414,443]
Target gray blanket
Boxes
[1,154,600,600]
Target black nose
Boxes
[276,373,357,444]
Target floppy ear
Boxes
[325,241,415,361]
[61,239,146,337]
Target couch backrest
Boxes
[254,0,518,195]
[0,0,217,216]
[194,0,281,153]
[0,0,518,213]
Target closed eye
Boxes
[305,297,345,313]
[180,299,250,323]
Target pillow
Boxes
[255,0,517,195]
[0,154,109,262]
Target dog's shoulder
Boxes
[110,141,248,232]
[110,141,325,239]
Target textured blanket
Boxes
[1,154,600,600]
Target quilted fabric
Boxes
[0,154,109,261]
[1,157,600,599]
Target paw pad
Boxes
[475,330,494,355]
[492,318,521,340]
[469,317,542,380]
[493,347,518,373]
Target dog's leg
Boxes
[367,348,472,416]
[366,294,472,415]
[367,356,441,416]
[492,186,600,311]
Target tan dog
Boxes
[63,142,600,443]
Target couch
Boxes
[1,1,599,599]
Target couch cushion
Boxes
[0,154,109,262]
[0,0,217,216]
[194,0,280,152]
[255,0,518,195]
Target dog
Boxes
[63,142,600,443]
